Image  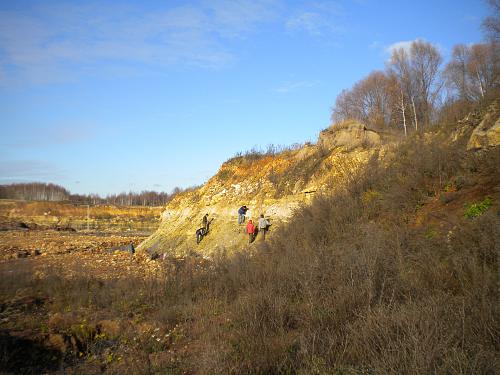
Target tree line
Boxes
[332,1,499,135]
[0,182,195,206]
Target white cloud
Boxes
[274,80,318,94]
[384,38,445,58]
[285,2,344,36]
[385,39,420,54]
[0,1,280,85]
[286,12,325,36]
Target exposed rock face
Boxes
[139,121,391,256]
[319,121,381,150]
[467,101,500,150]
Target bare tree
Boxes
[444,42,499,101]
[469,43,499,98]
[332,71,398,129]
[388,47,418,130]
[409,40,443,125]
[389,40,443,128]
[483,0,500,42]
[443,44,473,101]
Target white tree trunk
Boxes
[476,69,485,98]
[401,89,407,137]
[411,96,418,131]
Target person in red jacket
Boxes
[246,219,256,244]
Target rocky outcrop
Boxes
[467,101,500,150]
[319,121,381,150]
[139,121,390,256]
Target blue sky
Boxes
[0,0,489,196]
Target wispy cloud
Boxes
[0,159,66,182]
[274,80,319,94]
[2,121,96,149]
[0,1,279,85]
[285,2,344,36]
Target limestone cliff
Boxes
[140,100,500,257]
[139,121,396,256]
[467,100,500,150]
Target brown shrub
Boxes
[1,121,498,374]
[185,127,499,374]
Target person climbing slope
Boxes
[196,215,213,244]
[238,205,248,224]
[246,219,256,244]
[202,213,209,232]
[258,214,271,241]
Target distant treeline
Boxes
[0,182,197,206]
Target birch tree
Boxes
[389,40,442,128]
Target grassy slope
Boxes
[0,106,498,374]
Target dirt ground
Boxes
[0,228,196,374]
[0,229,167,278]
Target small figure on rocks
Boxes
[258,214,271,241]
[246,219,256,244]
[196,217,213,244]
[238,205,248,224]
[202,213,209,232]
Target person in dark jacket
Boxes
[246,219,256,243]
[238,205,248,224]
[202,213,209,232]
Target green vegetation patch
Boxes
[464,197,493,219]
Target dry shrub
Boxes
[2,122,498,374]
[187,128,499,374]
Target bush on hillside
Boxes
[186,129,499,374]
[2,123,498,374]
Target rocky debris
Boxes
[319,121,381,150]
[0,230,146,261]
[16,250,30,258]
[19,222,30,229]
[106,243,135,254]
[467,101,500,150]
[0,230,165,280]
[0,219,37,231]
[55,226,77,232]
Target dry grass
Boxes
[1,122,498,374]
[185,130,499,374]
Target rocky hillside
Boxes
[139,121,400,255]
[140,101,499,257]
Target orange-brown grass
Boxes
[179,131,499,374]
[1,126,498,374]
[0,200,163,219]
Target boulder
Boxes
[319,121,381,150]
[16,251,30,258]
[467,101,500,150]
[106,243,135,254]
